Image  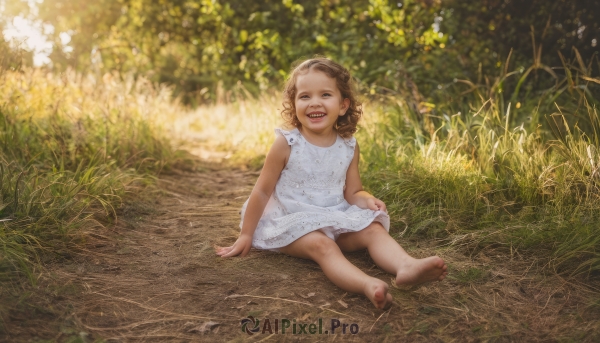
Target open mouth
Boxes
[307,113,326,118]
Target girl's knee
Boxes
[363,222,387,236]
[306,233,338,258]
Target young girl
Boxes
[216,57,447,309]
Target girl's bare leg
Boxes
[279,231,392,309]
[336,223,448,286]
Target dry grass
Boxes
[169,92,282,166]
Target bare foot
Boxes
[395,256,448,287]
[364,278,393,309]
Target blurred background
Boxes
[2,0,598,104]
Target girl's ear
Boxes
[340,98,350,116]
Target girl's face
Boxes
[294,69,350,136]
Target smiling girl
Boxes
[216,57,447,309]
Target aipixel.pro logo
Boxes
[240,316,359,336]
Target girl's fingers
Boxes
[374,199,387,212]
[223,246,242,257]
[215,246,230,252]
[216,246,233,255]
[369,202,379,211]
[216,237,252,258]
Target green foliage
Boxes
[4,0,595,106]
[440,0,600,78]
[4,0,445,102]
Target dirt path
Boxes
[3,162,599,342]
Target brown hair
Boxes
[280,57,362,138]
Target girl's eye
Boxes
[299,95,309,99]
[323,93,331,97]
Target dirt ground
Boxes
[2,161,600,342]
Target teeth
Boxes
[308,113,325,118]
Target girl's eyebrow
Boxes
[297,87,336,94]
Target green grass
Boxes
[359,53,600,277]
[0,66,181,282]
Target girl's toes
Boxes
[375,291,384,301]
[382,293,393,310]
[377,289,393,309]
[366,281,391,309]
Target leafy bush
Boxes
[4,0,596,104]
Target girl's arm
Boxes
[343,142,387,212]
[216,134,290,257]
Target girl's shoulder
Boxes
[341,135,356,149]
[275,127,301,145]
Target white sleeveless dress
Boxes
[240,128,390,251]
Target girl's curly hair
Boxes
[280,57,362,138]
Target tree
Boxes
[3,0,597,104]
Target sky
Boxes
[1,0,70,66]
[3,15,53,65]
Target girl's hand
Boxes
[366,197,387,212]
[215,233,253,257]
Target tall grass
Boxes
[0,67,180,281]
[360,51,600,277]
[183,53,600,277]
